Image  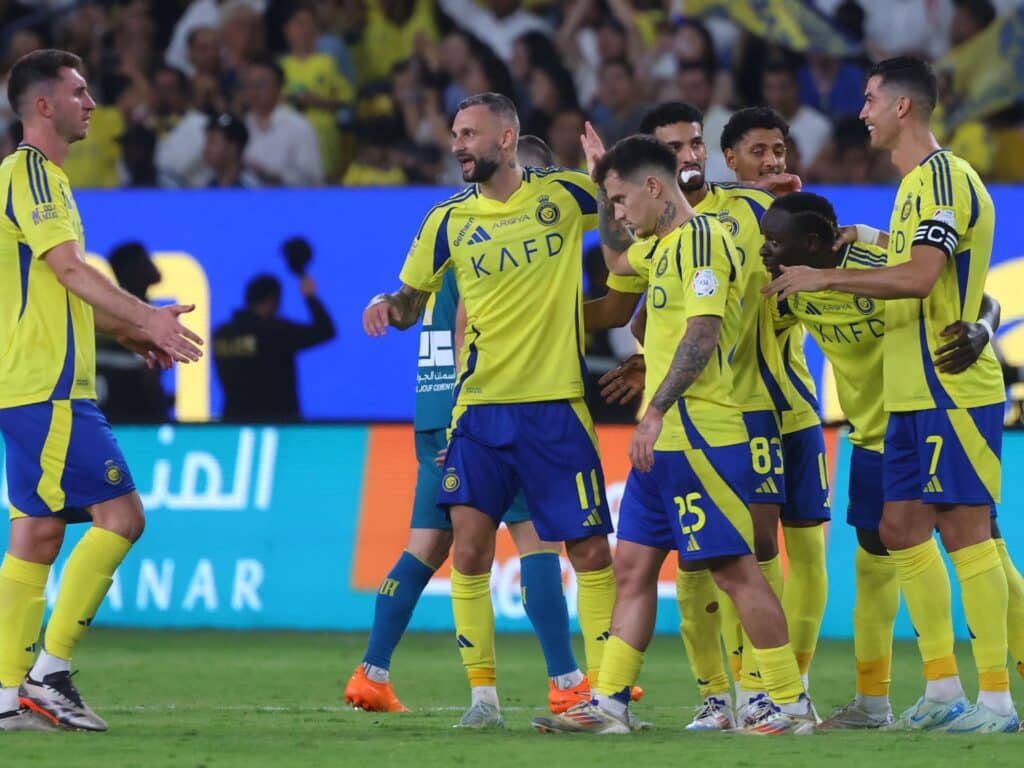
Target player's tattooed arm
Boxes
[648,315,721,413]
[363,283,431,335]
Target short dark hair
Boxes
[640,101,704,134]
[593,134,677,186]
[770,192,838,242]
[720,107,789,152]
[7,48,83,117]
[456,91,520,131]
[247,54,285,87]
[868,56,938,114]
[207,112,249,149]
[517,134,554,167]
[245,274,281,306]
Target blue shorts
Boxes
[743,410,786,504]
[780,424,831,523]
[884,403,1002,505]
[847,446,884,531]
[439,400,611,542]
[412,428,529,530]
[0,399,135,522]
[616,443,754,561]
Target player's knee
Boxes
[91,493,146,543]
[878,517,911,552]
[565,535,612,572]
[451,539,492,574]
[856,527,888,556]
[8,517,65,564]
[406,529,452,569]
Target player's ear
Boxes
[724,148,737,171]
[645,175,660,197]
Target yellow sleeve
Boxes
[10,155,78,259]
[552,169,598,230]
[398,204,453,292]
[606,272,647,294]
[916,154,970,257]
[625,237,657,281]
[678,218,733,320]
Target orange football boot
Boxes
[548,675,593,714]
[344,666,409,712]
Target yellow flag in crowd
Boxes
[681,0,860,57]
[937,7,1024,131]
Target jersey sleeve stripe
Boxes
[24,154,41,205]
[17,241,32,319]
[967,177,980,228]
[916,309,955,408]
[940,153,954,207]
[5,180,17,226]
[737,195,767,222]
[33,155,52,203]
[432,207,454,274]
[554,179,598,216]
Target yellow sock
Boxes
[44,528,130,660]
[950,539,1008,691]
[740,556,783,692]
[677,569,729,698]
[576,566,615,681]
[450,569,495,687]
[994,539,1024,683]
[0,555,50,688]
[888,538,956,681]
[717,588,743,682]
[752,643,804,705]
[782,526,828,676]
[594,636,644,697]
[853,547,899,696]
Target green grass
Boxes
[5,630,1022,766]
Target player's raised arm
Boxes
[43,241,204,362]
[363,284,431,335]
[582,122,634,267]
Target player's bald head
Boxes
[867,56,938,118]
[456,92,520,135]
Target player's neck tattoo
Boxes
[655,200,678,236]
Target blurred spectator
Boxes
[858,0,952,60]
[933,71,995,177]
[350,0,438,95]
[222,1,269,97]
[814,116,873,183]
[547,107,587,169]
[203,112,260,188]
[797,53,867,118]
[214,266,336,422]
[118,123,167,188]
[95,242,171,423]
[951,0,997,46]
[308,0,356,84]
[151,66,209,188]
[675,62,730,181]
[63,72,136,189]
[390,61,450,182]
[522,58,579,139]
[342,118,408,186]
[167,0,265,75]
[592,58,647,146]
[438,0,551,64]
[241,55,323,186]
[557,0,632,107]
[187,26,228,114]
[0,29,43,137]
[511,31,564,111]
[761,61,832,169]
[280,3,353,182]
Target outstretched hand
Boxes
[141,304,204,363]
[751,173,802,197]
[762,264,831,301]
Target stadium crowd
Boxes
[1,0,1023,189]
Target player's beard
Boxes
[461,152,501,183]
[677,165,704,192]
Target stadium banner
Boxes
[1,423,1021,637]
[72,186,1024,424]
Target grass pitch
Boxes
[4,629,1022,767]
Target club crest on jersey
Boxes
[442,469,461,492]
[535,196,560,227]
[717,212,739,236]
[104,460,123,486]
[900,195,913,222]
[655,253,669,277]
[855,296,875,315]
[692,268,718,297]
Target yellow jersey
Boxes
[0,145,95,406]
[627,213,747,451]
[885,149,1003,411]
[781,243,888,452]
[400,167,598,406]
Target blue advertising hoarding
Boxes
[73,186,1024,423]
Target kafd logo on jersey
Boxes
[418,330,455,368]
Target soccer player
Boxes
[363,95,616,729]
[766,56,1015,732]
[759,191,1013,728]
[0,49,203,732]
[532,135,815,735]
[349,135,591,717]
[718,108,831,706]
